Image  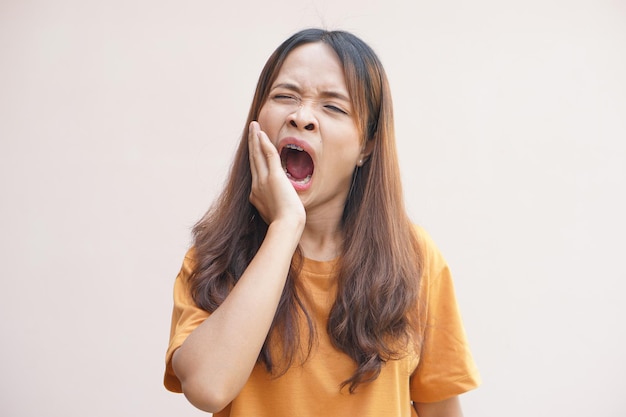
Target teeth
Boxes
[282,144,311,186]
[284,172,312,184]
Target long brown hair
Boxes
[189,29,422,393]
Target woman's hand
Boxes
[248,121,305,228]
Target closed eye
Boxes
[324,104,348,115]
[273,94,298,102]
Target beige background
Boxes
[1,0,625,416]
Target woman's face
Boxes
[257,42,367,217]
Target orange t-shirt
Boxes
[164,226,480,416]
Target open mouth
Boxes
[280,144,314,185]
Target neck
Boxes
[299,212,343,261]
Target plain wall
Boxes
[1,0,625,416]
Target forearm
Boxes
[413,396,464,417]
[172,219,303,412]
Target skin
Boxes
[256,42,370,260]
[414,396,464,417]
[172,42,464,416]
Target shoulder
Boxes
[170,247,199,303]
[410,224,448,276]
[178,247,198,281]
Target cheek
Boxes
[257,103,283,134]
[337,128,364,160]
[257,105,269,128]
[257,109,283,146]
[326,139,363,172]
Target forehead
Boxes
[272,42,348,93]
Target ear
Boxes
[356,138,375,166]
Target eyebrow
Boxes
[271,82,351,103]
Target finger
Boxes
[256,129,280,172]
[249,121,270,179]
[248,122,257,176]
[249,121,269,183]
[248,121,260,178]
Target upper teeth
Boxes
[285,144,303,151]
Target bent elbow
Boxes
[181,378,232,413]
[173,349,233,412]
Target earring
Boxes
[358,159,363,166]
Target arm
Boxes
[413,396,464,417]
[172,122,305,413]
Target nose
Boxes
[288,104,317,131]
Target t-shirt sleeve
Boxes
[410,226,481,402]
[163,248,210,393]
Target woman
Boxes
[164,28,480,416]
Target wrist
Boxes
[267,217,305,245]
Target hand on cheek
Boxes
[248,121,306,227]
